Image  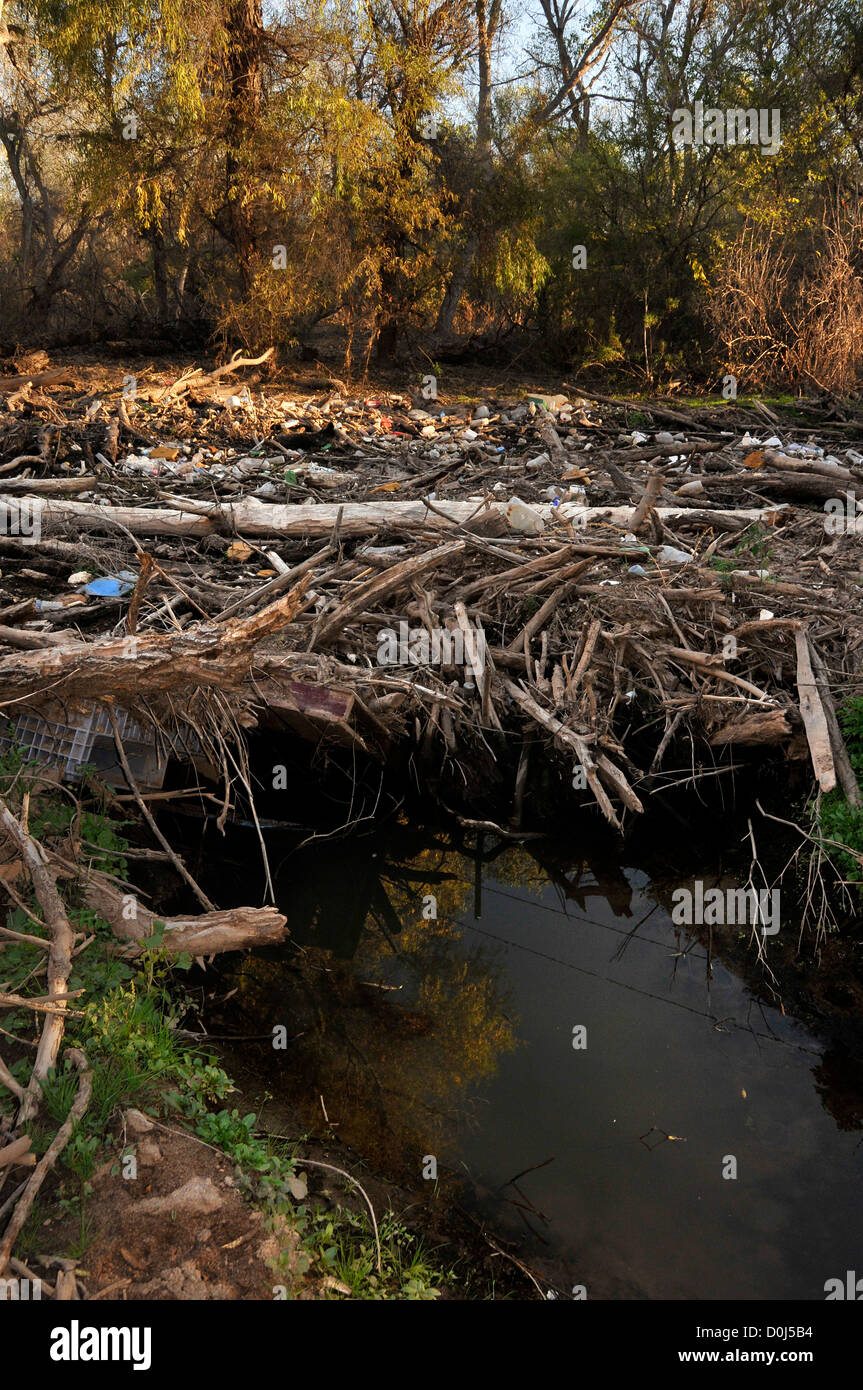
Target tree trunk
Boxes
[151,227,169,325]
[432,1,499,343]
[433,235,478,341]
[217,0,264,290]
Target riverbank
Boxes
[0,769,477,1300]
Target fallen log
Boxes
[16,495,791,540]
[0,368,75,391]
[0,1136,34,1170]
[761,448,852,480]
[807,635,861,806]
[659,645,774,700]
[149,348,274,402]
[78,871,287,956]
[0,476,97,494]
[502,677,643,831]
[630,469,666,533]
[0,1049,92,1277]
[311,540,464,647]
[699,471,845,502]
[0,575,311,702]
[0,796,76,1123]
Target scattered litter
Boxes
[784,442,823,457]
[83,572,137,597]
[227,541,255,562]
[505,497,545,535]
[0,364,857,843]
[0,703,196,790]
[656,545,692,566]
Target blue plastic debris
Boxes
[83,571,137,597]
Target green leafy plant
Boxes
[815,696,863,890]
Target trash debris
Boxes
[505,497,545,535]
[227,541,255,562]
[655,545,693,566]
[0,703,193,790]
[83,572,137,597]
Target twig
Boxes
[286,1158,382,1277]
[107,708,216,911]
[0,1048,92,1276]
[0,796,77,1123]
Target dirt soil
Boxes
[49,1115,308,1301]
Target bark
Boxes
[28,211,94,319]
[77,871,287,956]
[18,495,787,541]
[795,627,837,792]
[0,368,74,389]
[214,0,265,289]
[434,235,479,341]
[432,0,500,342]
[0,575,311,702]
[708,709,794,745]
[150,226,169,325]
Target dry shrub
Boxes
[711,194,863,393]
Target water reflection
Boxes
[211,816,863,1299]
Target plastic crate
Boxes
[0,704,195,789]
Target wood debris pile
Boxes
[1,356,862,831]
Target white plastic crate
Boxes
[0,704,197,789]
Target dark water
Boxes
[204,815,863,1300]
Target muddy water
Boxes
[206,816,863,1301]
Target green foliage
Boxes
[818,793,863,888]
[4,0,862,384]
[710,525,775,575]
[815,697,863,890]
[290,1205,449,1300]
[0,748,459,1298]
[838,697,863,783]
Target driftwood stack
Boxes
[0,357,861,830]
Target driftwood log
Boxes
[7,495,790,540]
[0,575,311,702]
[77,870,287,957]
